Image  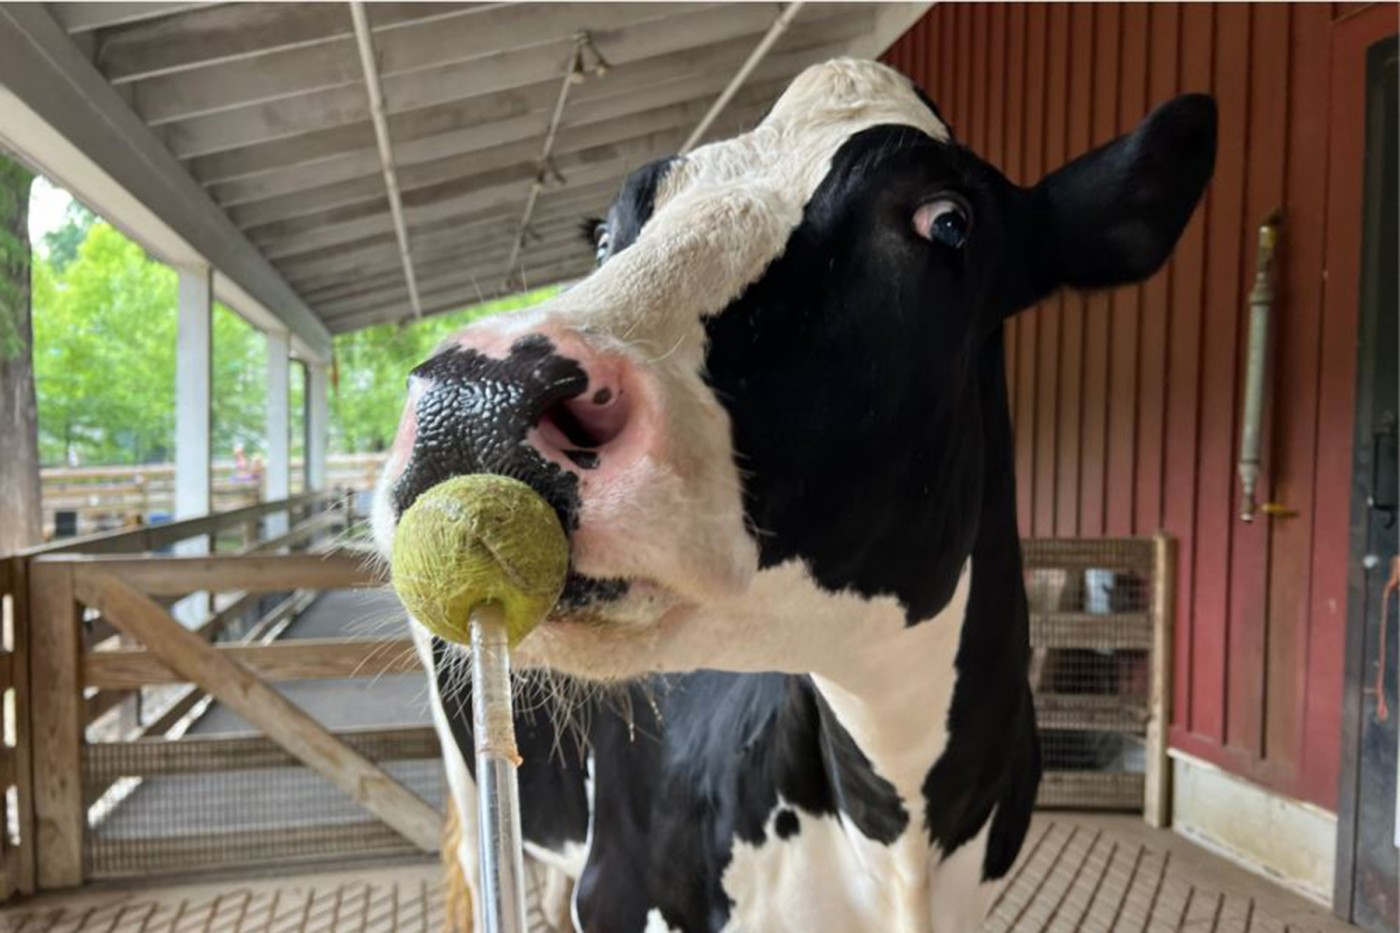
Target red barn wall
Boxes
[884,2,1379,810]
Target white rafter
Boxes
[348,0,423,320]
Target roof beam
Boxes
[315,238,588,317]
[348,0,420,319]
[158,3,871,158]
[205,75,792,211]
[181,14,867,187]
[299,218,585,303]
[48,2,219,35]
[276,179,611,275]
[276,182,616,287]
[247,158,623,260]
[129,3,719,126]
[324,259,590,334]
[244,101,769,260]
[0,4,331,361]
[682,1,806,153]
[223,94,774,233]
[96,3,488,84]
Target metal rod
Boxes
[470,609,529,933]
[349,0,423,319]
[1237,215,1280,522]
[503,33,591,289]
[680,1,807,154]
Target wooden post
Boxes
[26,560,85,889]
[265,331,291,540]
[1143,532,1176,828]
[306,364,329,493]
[175,266,212,624]
[2,555,36,895]
[80,572,440,851]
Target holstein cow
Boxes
[375,59,1215,933]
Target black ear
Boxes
[1026,93,1217,300]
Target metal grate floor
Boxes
[2,817,1356,932]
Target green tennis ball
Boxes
[391,474,569,647]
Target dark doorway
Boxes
[1337,32,1399,933]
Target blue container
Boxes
[148,511,174,554]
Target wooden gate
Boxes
[17,494,436,888]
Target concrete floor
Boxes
[2,815,1356,932]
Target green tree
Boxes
[329,287,556,454]
[30,208,555,469]
[32,222,270,466]
[212,302,267,460]
[42,199,95,272]
[32,223,177,464]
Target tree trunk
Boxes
[0,154,39,553]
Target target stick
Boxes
[391,475,569,933]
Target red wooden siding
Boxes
[884,3,1386,809]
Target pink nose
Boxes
[434,324,652,478]
[533,351,636,471]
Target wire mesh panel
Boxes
[1022,537,1166,813]
[81,727,443,878]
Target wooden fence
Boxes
[40,453,387,538]
[4,510,1174,893]
[5,489,439,891]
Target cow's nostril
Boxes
[537,389,630,454]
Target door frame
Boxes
[1333,3,1400,921]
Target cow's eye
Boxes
[913,198,970,249]
[594,225,612,264]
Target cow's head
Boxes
[375,60,1215,681]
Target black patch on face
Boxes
[704,124,1012,624]
[774,808,800,840]
[393,338,630,608]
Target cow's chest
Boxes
[716,803,941,933]
[572,665,966,933]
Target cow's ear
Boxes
[1023,94,1216,304]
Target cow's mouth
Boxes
[546,573,691,630]
[557,570,630,614]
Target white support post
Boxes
[265,331,291,538]
[306,363,329,493]
[175,265,212,625]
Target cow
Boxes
[373,59,1216,933]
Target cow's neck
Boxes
[807,559,972,805]
[808,335,1027,849]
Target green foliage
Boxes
[212,301,267,460]
[32,223,274,465]
[329,287,557,454]
[32,223,178,464]
[42,200,95,273]
[30,211,555,465]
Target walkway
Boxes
[3,815,1356,932]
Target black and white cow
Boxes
[374,59,1215,933]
